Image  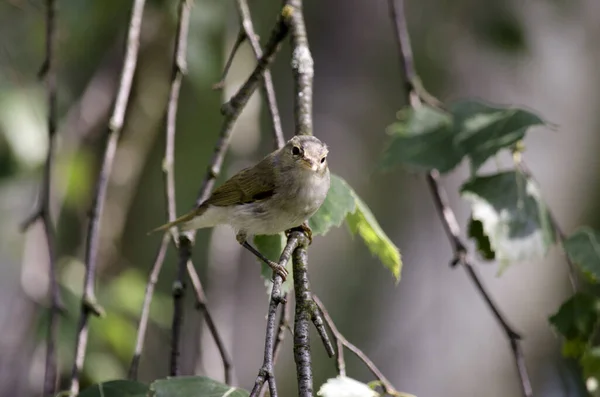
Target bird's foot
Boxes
[267,260,289,281]
[300,222,313,245]
[286,222,313,245]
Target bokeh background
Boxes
[0,0,597,396]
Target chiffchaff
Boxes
[150,135,330,280]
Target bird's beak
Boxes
[301,158,317,171]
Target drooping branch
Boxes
[129,234,169,379]
[21,0,62,395]
[69,0,147,394]
[166,5,291,380]
[236,0,285,148]
[313,296,403,396]
[425,172,533,396]
[387,2,533,396]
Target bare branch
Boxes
[236,0,285,148]
[212,28,246,91]
[425,172,532,396]
[387,1,533,396]
[313,296,403,396]
[69,0,146,394]
[163,0,193,377]
[283,2,335,395]
[171,236,190,376]
[292,238,313,397]
[250,234,303,397]
[255,295,292,397]
[21,0,63,394]
[128,234,169,379]
[167,4,292,382]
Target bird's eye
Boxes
[292,146,301,156]
[321,156,326,163]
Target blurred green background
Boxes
[1,0,597,396]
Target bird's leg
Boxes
[236,232,288,281]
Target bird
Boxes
[150,135,330,280]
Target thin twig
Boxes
[212,28,246,90]
[171,236,190,376]
[169,5,291,382]
[163,0,192,377]
[425,172,532,396]
[69,0,146,394]
[257,298,290,397]
[387,1,533,396]
[128,0,193,380]
[236,0,285,148]
[128,234,169,379]
[313,296,402,396]
[250,234,303,397]
[21,0,62,394]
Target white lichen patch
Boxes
[292,45,314,76]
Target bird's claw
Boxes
[286,222,313,245]
[268,260,288,281]
[300,222,313,245]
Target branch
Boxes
[257,299,290,397]
[250,234,303,397]
[236,0,285,148]
[388,1,533,396]
[128,234,169,379]
[69,0,146,394]
[283,2,335,395]
[167,4,291,380]
[171,236,190,376]
[425,172,532,396]
[313,296,403,396]
[21,0,62,394]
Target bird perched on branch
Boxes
[150,135,330,280]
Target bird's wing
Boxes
[205,155,276,207]
[148,155,277,234]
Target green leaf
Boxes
[299,174,402,281]
[254,233,293,294]
[467,218,495,261]
[582,347,600,379]
[461,171,555,272]
[78,380,148,397]
[317,376,380,397]
[450,100,544,172]
[309,174,356,235]
[150,376,249,397]
[564,227,600,281]
[346,193,402,282]
[381,100,545,174]
[381,106,464,173]
[549,293,600,341]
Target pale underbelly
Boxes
[228,202,313,235]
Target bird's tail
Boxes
[147,209,199,235]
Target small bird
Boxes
[150,135,330,280]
